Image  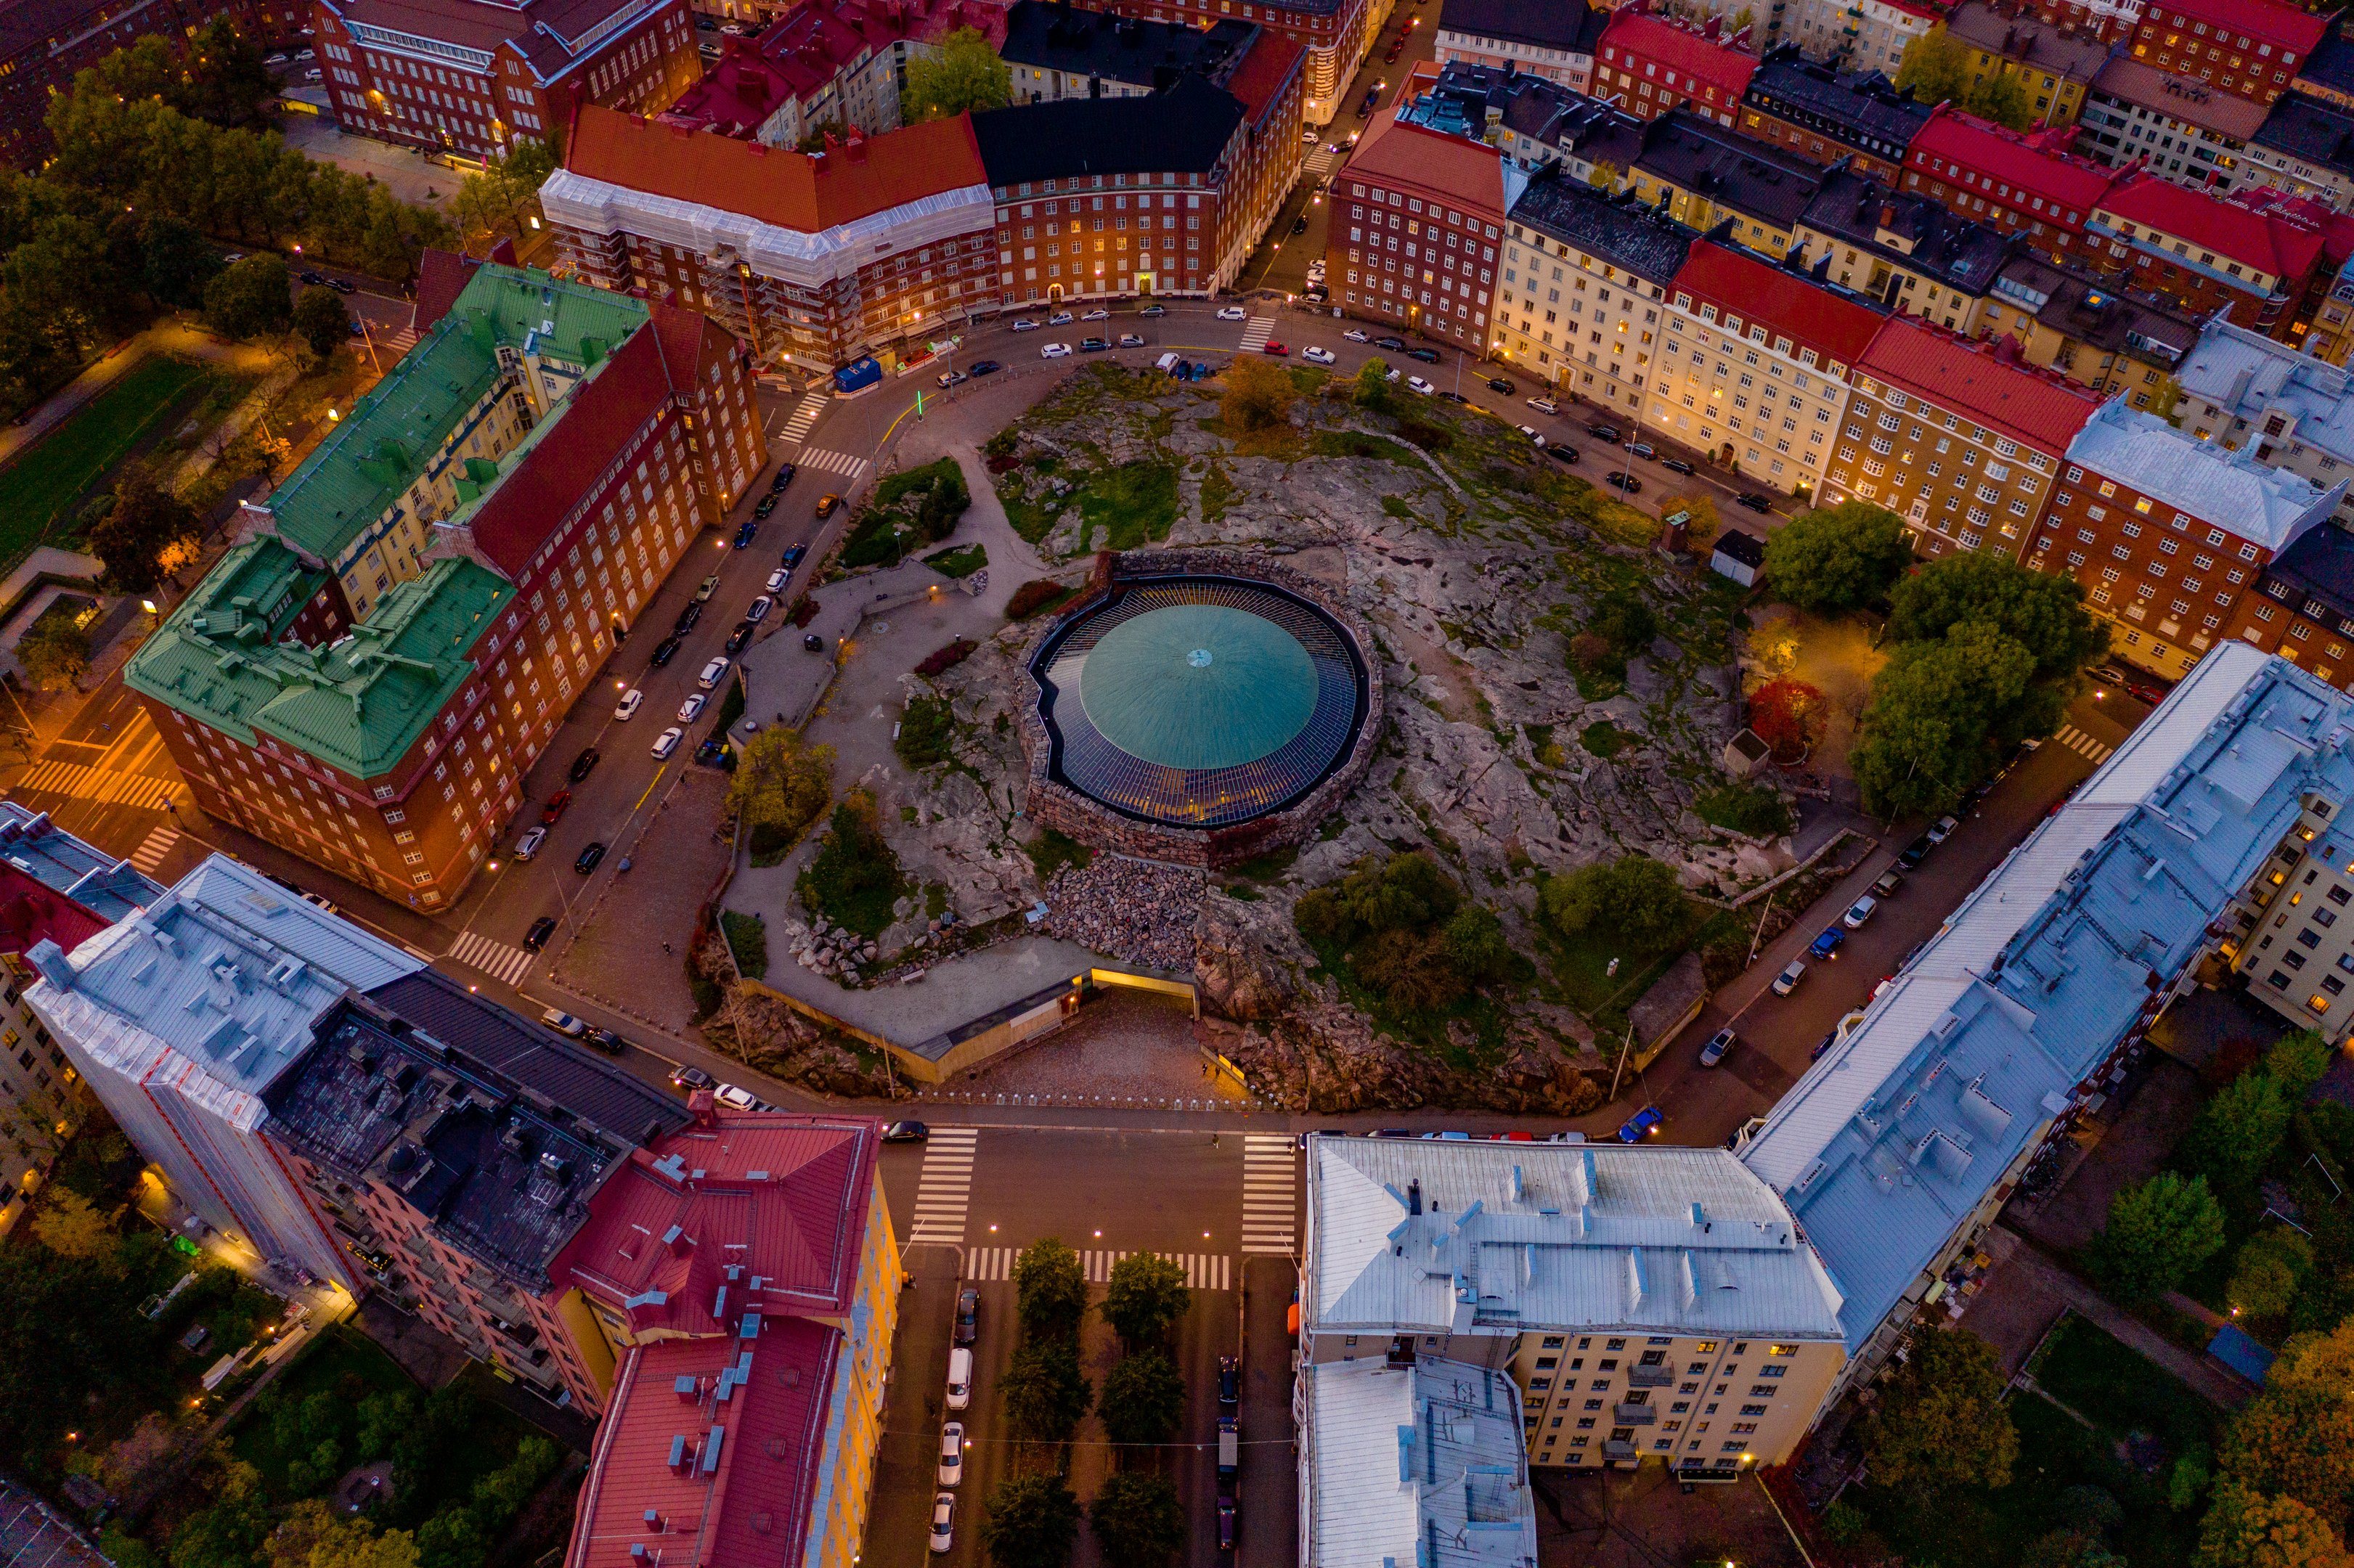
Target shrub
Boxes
[1220,357,1295,431]
[1695,783,1793,838]
[787,596,820,628]
[1541,856,1686,949]
[896,695,956,769]
[728,730,834,863]
[1007,578,1071,619]
[796,791,906,937]
[720,912,769,979]
[914,640,975,678]
[1293,853,1515,1016]
[1396,419,1454,450]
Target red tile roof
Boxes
[0,863,110,957]
[1223,26,1305,126]
[548,1107,881,1334]
[1343,106,1510,216]
[565,103,989,230]
[2143,0,2325,60]
[563,1320,839,1568]
[1595,7,1758,102]
[413,249,480,333]
[1905,105,2122,224]
[1857,317,2104,454]
[1672,240,1885,365]
[2096,171,2329,282]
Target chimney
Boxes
[1880,202,1897,229]
[1406,1177,1422,1215]
[1994,332,2022,363]
[689,1088,718,1126]
[24,938,73,993]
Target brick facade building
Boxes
[1589,2,1756,128]
[2127,0,2324,107]
[1738,46,1933,184]
[127,259,764,910]
[0,0,306,166]
[1330,99,1523,348]
[1098,0,1373,125]
[2086,173,2331,340]
[1899,103,2129,264]
[663,0,1007,144]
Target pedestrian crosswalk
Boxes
[777,392,829,445]
[1304,146,1339,179]
[2052,724,2114,764]
[959,1247,1234,1289]
[798,448,868,479]
[9,759,178,812]
[1242,1133,1298,1256]
[128,825,179,876]
[1237,316,1276,353]
[445,928,535,987]
[908,1125,980,1244]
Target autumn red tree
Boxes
[1748,677,1827,763]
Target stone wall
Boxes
[1017,547,1386,871]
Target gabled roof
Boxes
[2093,170,2328,282]
[1672,239,1886,365]
[1854,316,2103,454]
[2091,57,2271,139]
[1905,104,2122,220]
[1799,168,2011,295]
[1595,7,1759,97]
[2064,398,2342,550]
[1944,0,2117,83]
[1434,0,1594,52]
[1510,167,1696,286]
[1743,49,1935,157]
[0,801,159,923]
[325,0,665,85]
[2252,91,2354,179]
[1001,1,1258,90]
[2260,507,2354,622]
[1343,101,1520,216]
[2151,0,2326,60]
[2178,316,2354,462]
[1632,108,1828,230]
[970,75,1247,182]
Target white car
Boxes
[714,1082,759,1112]
[1518,425,1546,446]
[1217,306,1247,321]
[1302,346,1336,364]
[765,566,791,593]
[513,825,547,861]
[929,1493,956,1554]
[1081,308,1109,321]
[699,656,730,689]
[1344,328,1369,343]
[1010,318,1040,332]
[540,1009,587,1037]
[1407,375,1437,394]
[1843,894,1880,930]
[1528,396,1559,415]
[651,726,684,759]
[1770,958,1807,997]
[677,693,708,723]
[1300,125,1319,142]
[746,594,773,622]
[938,1424,964,1486]
[614,688,643,721]
[1041,342,1072,359]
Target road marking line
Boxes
[798,447,868,478]
[2053,724,2114,763]
[446,929,533,987]
[909,1127,980,1244]
[128,825,179,875]
[778,392,830,444]
[7,758,179,812]
[1237,316,1276,352]
[1241,1134,1298,1255]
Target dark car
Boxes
[725,620,757,654]
[675,601,704,634]
[568,747,600,782]
[1605,470,1642,494]
[1079,336,1108,352]
[327,277,357,295]
[1896,831,1934,869]
[300,269,326,285]
[574,841,607,874]
[1660,457,1695,476]
[782,544,808,568]
[734,519,759,548]
[954,1287,979,1347]
[669,1064,716,1092]
[1374,335,1406,351]
[803,632,826,651]
[1546,444,1580,465]
[1486,376,1515,395]
[1289,213,1308,235]
[650,634,684,667]
[1588,422,1623,442]
[1217,1498,1236,1553]
[539,788,573,825]
[769,462,797,492]
[578,1024,624,1055]
[1405,346,1441,364]
[1735,491,1773,513]
[1436,389,1468,404]
[883,1120,929,1143]
[1808,926,1846,960]
[1218,1355,1239,1412]
[752,495,778,518]
[523,915,558,952]
[971,359,1003,376]
[1870,868,1905,899]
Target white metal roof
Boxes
[2064,399,2343,552]
[1304,1356,1537,1568]
[2177,318,2354,467]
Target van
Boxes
[946,1348,972,1410]
[1155,351,1181,375]
[1216,1417,1239,1480]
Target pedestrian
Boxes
[662,940,673,955]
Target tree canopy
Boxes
[1862,1328,2017,1493]
[203,254,293,341]
[1097,1347,1185,1446]
[2085,1172,2226,1302]
[1221,356,1295,432]
[1294,852,1515,1014]
[293,287,349,361]
[985,1474,1080,1568]
[1762,501,1912,613]
[1539,854,1687,950]
[903,28,1011,121]
[1088,1473,1183,1568]
[1101,1252,1189,1347]
[2196,1482,2351,1568]
[1894,29,2037,128]
[1014,1237,1086,1339]
[1886,550,2107,681]
[91,463,200,595]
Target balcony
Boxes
[1629,1365,1674,1389]
[1613,1403,1658,1425]
[1602,1440,1639,1463]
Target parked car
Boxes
[946,1347,972,1410]
[1870,868,1904,899]
[1436,390,1467,404]
[540,1009,587,1037]
[1588,422,1623,442]
[1809,927,1846,960]
[972,359,1003,375]
[725,621,756,654]
[1897,831,1934,868]
[1486,376,1515,395]
[651,727,684,760]
[1041,342,1072,358]
[568,747,600,783]
[936,369,966,388]
[1079,337,1109,353]
[1218,1355,1240,1412]
[1217,1498,1236,1553]
[770,462,797,491]
[539,789,573,825]
[1527,396,1558,414]
[1345,329,1370,343]
[1628,441,1657,460]
[677,693,708,723]
[650,634,684,667]
[938,1424,964,1487]
[1735,491,1773,513]
[1218,306,1248,321]
[783,543,808,568]
[746,594,774,623]
[1517,425,1545,445]
[714,1082,759,1112]
[1661,457,1695,476]
[1605,470,1642,494]
[752,494,778,518]
[674,602,704,637]
[578,1025,624,1055]
[884,1120,929,1143]
[1048,310,1075,325]
[1406,375,1436,394]
[1700,1027,1736,1067]
[695,573,722,602]
[1303,346,1336,364]
[699,656,730,690]
[614,689,643,722]
[1405,346,1441,364]
[1139,304,1167,317]
[524,916,558,952]
[1261,340,1288,356]
[765,567,791,593]
[815,494,842,518]
[513,825,547,860]
[670,1065,715,1093]
[929,1493,955,1554]
[1118,333,1146,348]
[574,842,606,874]
[736,519,761,547]
[1011,318,1039,332]
[1843,894,1879,929]
[1616,1106,1663,1142]
[1374,335,1405,351]
[1926,814,1960,845]
[955,1286,979,1346]
[1771,957,1807,995]
[1546,444,1580,465]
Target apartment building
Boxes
[2178,318,2354,529]
[1743,645,2354,1397]
[1823,316,2102,558]
[1738,47,1934,184]
[2127,0,2324,107]
[1625,110,1828,259]
[1900,104,2127,264]
[2242,93,2354,210]
[24,854,425,1291]
[1494,168,1695,414]
[1300,1357,1536,1566]
[1977,253,2202,402]
[664,0,1009,145]
[129,261,762,910]
[974,52,1307,304]
[1330,102,1523,348]
[1435,0,1600,91]
[0,805,160,1235]
[2086,173,2330,340]
[2040,399,2340,678]
[1589,4,1756,128]
[1793,168,2011,332]
[2222,523,2354,703]
[1765,0,1936,77]
[1650,238,1883,495]
[1944,0,2119,128]
[1300,1138,1847,1478]
[2077,57,2264,187]
[262,973,691,1408]
[1002,1,1258,102]
[1095,0,1372,124]
[314,0,703,161]
[1419,59,1617,171]
[552,1106,897,1568]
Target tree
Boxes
[1089,1472,1184,1567]
[354,1389,420,1464]
[1762,501,1911,613]
[1101,1253,1189,1347]
[1894,28,1973,107]
[168,1461,275,1568]
[1353,358,1392,410]
[1886,552,2106,682]
[16,611,91,693]
[293,287,349,361]
[2084,1172,2225,1301]
[1587,160,1622,192]
[729,730,836,859]
[1295,852,1459,949]
[2271,1320,2354,1401]
[1098,1348,1186,1446]
[2269,1030,2333,1101]
[410,1508,482,1568]
[2181,1069,2296,1201]
[2220,1389,2354,1525]
[91,463,199,595]
[2143,372,2186,424]
[1862,1328,2016,1493]
[1014,1237,1086,1340]
[2233,1227,2316,1319]
[1221,356,1295,433]
[2197,1482,2351,1568]
[179,19,275,128]
[1659,490,1719,549]
[1002,1339,1091,1442]
[1850,620,2039,819]
[903,27,1011,121]
[32,1188,115,1261]
[203,253,292,341]
[983,1473,1080,1568]
[1539,855,1687,949]
[1968,69,2034,129]
[1747,677,1827,763]
[2023,1532,2127,1568]
[141,216,221,309]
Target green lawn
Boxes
[0,356,215,560]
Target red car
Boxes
[540,788,574,825]
[1261,341,1289,356]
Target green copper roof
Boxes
[126,539,513,780]
[1078,603,1318,770]
[267,263,650,563]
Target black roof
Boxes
[2254,91,2354,177]
[1744,48,1934,160]
[2263,520,2354,627]
[1435,0,1595,52]
[1990,253,2200,367]
[972,75,1245,185]
[1001,2,1258,94]
[2295,28,2354,100]
[1632,110,1827,230]
[1714,529,1767,567]
[1508,166,1697,286]
[1799,168,2011,293]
